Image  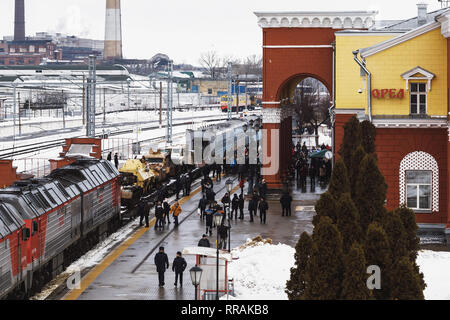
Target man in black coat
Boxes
[175,177,181,200]
[218,223,229,250]
[280,191,292,217]
[309,164,316,192]
[204,209,213,236]
[154,247,169,287]
[248,197,255,222]
[154,201,164,229]
[163,199,171,225]
[216,164,222,182]
[172,251,187,287]
[238,193,245,220]
[259,197,269,224]
[184,172,191,196]
[231,194,239,220]
[221,193,231,220]
[259,179,267,199]
[198,195,208,220]
[114,153,119,169]
[138,199,149,227]
[107,152,112,161]
[198,234,210,247]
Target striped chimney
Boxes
[14,0,25,41]
[104,0,123,59]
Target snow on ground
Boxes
[225,240,450,300]
[226,240,295,300]
[417,250,450,300]
[30,218,140,300]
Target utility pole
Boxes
[62,90,65,129]
[13,83,16,138]
[18,91,21,136]
[159,81,162,127]
[82,74,85,125]
[227,62,232,121]
[236,75,240,115]
[166,60,173,144]
[86,55,96,137]
[103,88,106,126]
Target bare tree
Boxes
[292,78,330,147]
[199,50,221,79]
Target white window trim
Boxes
[401,66,435,92]
[405,171,432,211]
[409,83,427,115]
[399,151,439,213]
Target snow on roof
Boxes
[183,246,233,261]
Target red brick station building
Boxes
[255,4,450,243]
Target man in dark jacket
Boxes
[218,222,229,250]
[231,194,239,220]
[216,164,222,181]
[248,197,255,222]
[204,209,213,236]
[260,179,267,199]
[184,172,191,196]
[107,152,112,161]
[154,247,169,287]
[138,199,149,227]
[198,195,208,220]
[180,174,187,197]
[114,153,119,169]
[163,199,171,224]
[259,197,269,224]
[221,193,231,220]
[309,164,316,192]
[155,201,164,229]
[206,188,216,204]
[175,177,181,200]
[280,191,292,217]
[198,234,210,247]
[172,251,187,287]
[238,193,245,220]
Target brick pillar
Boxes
[262,106,283,189]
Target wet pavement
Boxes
[60,175,326,300]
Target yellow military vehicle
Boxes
[118,159,157,209]
[145,148,176,180]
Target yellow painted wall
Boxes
[336,34,395,110]
[367,28,447,116]
[336,28,448,117]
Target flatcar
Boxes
[0,159,120,299]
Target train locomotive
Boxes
[0,159,120,299]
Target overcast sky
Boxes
[0,0,444,65]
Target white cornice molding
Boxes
[263,45,333,49]
[359,21,441,58]
[254,11,378,29]
[373,118,448,128]
[436,11,450,38]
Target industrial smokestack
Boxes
[14,0,25,41]
[104,0,123,60]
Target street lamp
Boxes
[225,179,233,193]
[213,212,223,300]
[189,265,203,300]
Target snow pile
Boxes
[417,250,450,300]
[226,240,450,300]
[227,238,295,300]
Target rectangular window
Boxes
[410,83,427,116]
[405,170,431,211]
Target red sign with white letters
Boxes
[371,89,405,99]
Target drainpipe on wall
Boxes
[330,41,336,169]
[353,50,372,122]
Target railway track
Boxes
[0,115,235,159]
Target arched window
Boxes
[399,151,438,212]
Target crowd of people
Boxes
[290,141,332,192]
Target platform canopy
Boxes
[183,246,233,262]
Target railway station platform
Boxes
[57,174,325,300]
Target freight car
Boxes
[0,159,120,299]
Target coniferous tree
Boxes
[390,256,425,300]
[364,222,392,300]
[349,145,367,199]
[313,191,337,225]
[286,232,312,300]
[355,154,387,232]
[304,216,344,299]
[328,159,350,200]
[383,210,408,262]
[361,120,377,154]
[341,243,370,300]
[336,193,363,252]
[338,115,361,166]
